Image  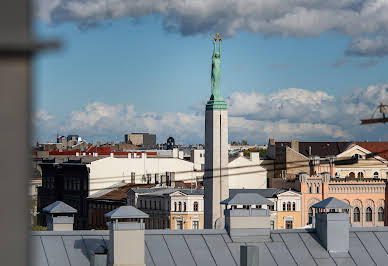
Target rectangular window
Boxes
[192,221,199,229]
[270,220,275,230]
[176,220,183,230]
[131,172,135,184]
[285,220,293,229]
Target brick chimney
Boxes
[312,197,351,254]
[105,206,149,266]
[290,139,299,153]
[43,201,77,231]
[221,193,274,242]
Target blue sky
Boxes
[33,1,388,144]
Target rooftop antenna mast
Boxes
[360,102,388,125]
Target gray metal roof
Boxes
[131,187,204,196]
[31,227,388,266]
[312,197,352,209]
[221,193,274,206]
[229,188,287,198]
[104,206,149,219]
[42,201,77,214]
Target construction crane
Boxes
[361,103,388,124]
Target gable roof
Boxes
[356,141,388,160]
[276,141,349,157]
[42,201,77,214]
[31,227,388,266]
[88,183,155,201]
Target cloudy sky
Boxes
[34,0,388,144]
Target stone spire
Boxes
[204,33,229,229]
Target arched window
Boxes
[184,202,187,212]
[335,172,339,178]
[366,207,372,222]
[374,172,379,179]
[316,186,319,193]
[349,172,355,178]
[193,201,199,211]
[287,202,291,211]
[378,207,384,222]
[309,186,312,194]
[174,202,177,212]
[357,172,364,178]
[178,202,182,212]
[282,202,286,211]
[292,202,296,211]
[354,207,360,222]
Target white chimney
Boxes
[43,201,77,231]
[172,148,178,158]
[105,206,149,266]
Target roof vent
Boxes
[43,201,77,231]
[105,206,149,266]
[312,197,351,254]
[221,193,274,242]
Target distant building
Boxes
[229,188,302,230]
[87,183,155,229]
[267,138,388,189]
[300,172,386,227]
[124,133,156,147]
[127,187,204,230]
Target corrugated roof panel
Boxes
[81,235,106,257]
[30,236,49,266]
[203,234,237,266]
[226,243,242,264]
[280,233,317,266]
[314,258,336,266]
[145,235,175,266]
[144,242,155,266]
[184,235,216,266]
[356,231,388,265]
[270,233,283,242]
[299,233,331,259]
[348,234,375,266]
[245,242,277,266]
[265,241,297,265]
[331,257,356,266]
[163,235,196,266]
[375,232,388,251]
[41,236,71,266]
[62,236,90,266]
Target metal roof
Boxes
[31,227,388,266]
[229,188,287,198]
[221,193,274,205]
[42,201,77,214]
[131,187,204,196]
[312,197,352,209]
[104,206,149,219]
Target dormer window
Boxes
[374,172,379,179]
[353,154,362,160]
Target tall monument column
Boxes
[204,33,229,229]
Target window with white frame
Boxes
[192,220,199,229]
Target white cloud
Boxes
[35,0,388,56]
[34,82,388,144]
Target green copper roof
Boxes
[206,99,227,110]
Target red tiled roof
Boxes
[90,183,155,201]
[356,142,388,160]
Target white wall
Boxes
[228,154,267,189]
[87,156,204,193]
